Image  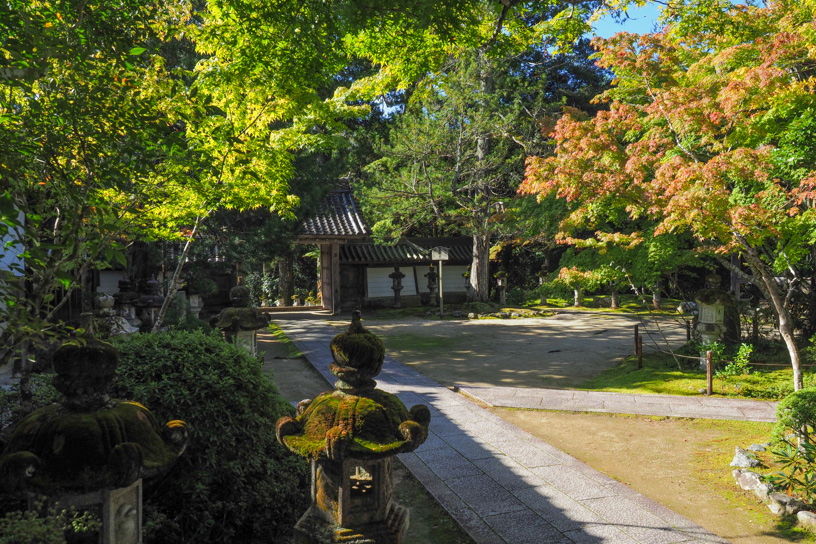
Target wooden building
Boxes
[297,186,471,312]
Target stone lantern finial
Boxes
[276,311,430,543]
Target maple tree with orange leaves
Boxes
[521,0,816,390]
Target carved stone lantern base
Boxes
[293,503,409,544]
[225,329,258,356]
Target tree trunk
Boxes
[652,282,662,309]
[730,254,742,300]
[278,253,294,303]
[610,286,619,309]
[468,50,494,304]
[743,246,803,390]
[469,234,490,302]
[152,215,205,332]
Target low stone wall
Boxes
[732,465,816,531]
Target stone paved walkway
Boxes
[274,314,732,544]
[459,386,777,423]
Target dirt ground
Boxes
[496,410,797,544]
[344,313,688,389]
[261,315,804,544]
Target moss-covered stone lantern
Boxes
[276,311,430,543]
[212,284,269,355]
[694,274,740,347]
[0,332,188,544]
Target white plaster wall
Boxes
[366,267,418,297]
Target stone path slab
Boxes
[459,386,777,423]
[274,315,729,544]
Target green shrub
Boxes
[0,373,59,428]
[0,508,64,544]
[714,343,752,392]
[0,504,100,544]
[773,388,816,445]
[162,295,212,333]
[536,281,572,302]
[506,287,534,306]
[768,440,816,504]
[111,330,309,544]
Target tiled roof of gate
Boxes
[301,188,368,239]
[340,238,472,265]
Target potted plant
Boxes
[305,291,316,306]
[291,293,301,306]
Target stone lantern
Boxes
[424,265,438,305]
[694,274,740,347]
[136,276,165,330]
[96,292,138,336]
[495,271,508,306]
[388,267,405,309]
[276,311,430,543]
[0,329,188,544]
[113,277,142,331]
[212,284,269,355]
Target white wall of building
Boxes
[366,267,418,298]
[367,264,468,297]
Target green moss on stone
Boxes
[214,307,267,331]
[0,400,185,493]
[281,390,424,460]
[694,289,735,306]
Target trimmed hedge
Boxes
[111,330,309,543]
[774,387,816,445]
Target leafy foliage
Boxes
[0,504,101,544]
[714,343,752,392]
[111,330,309,544]
[0,373,58,429]
[770,388,816,504]
[768,440,816,505]
[0,508,64,544]
[521,0,816,389]
[773,388,816,446]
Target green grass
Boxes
[579,357,710,396]
[580,350,814,400]
[267,322,304,358]
[531,294,686,317]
